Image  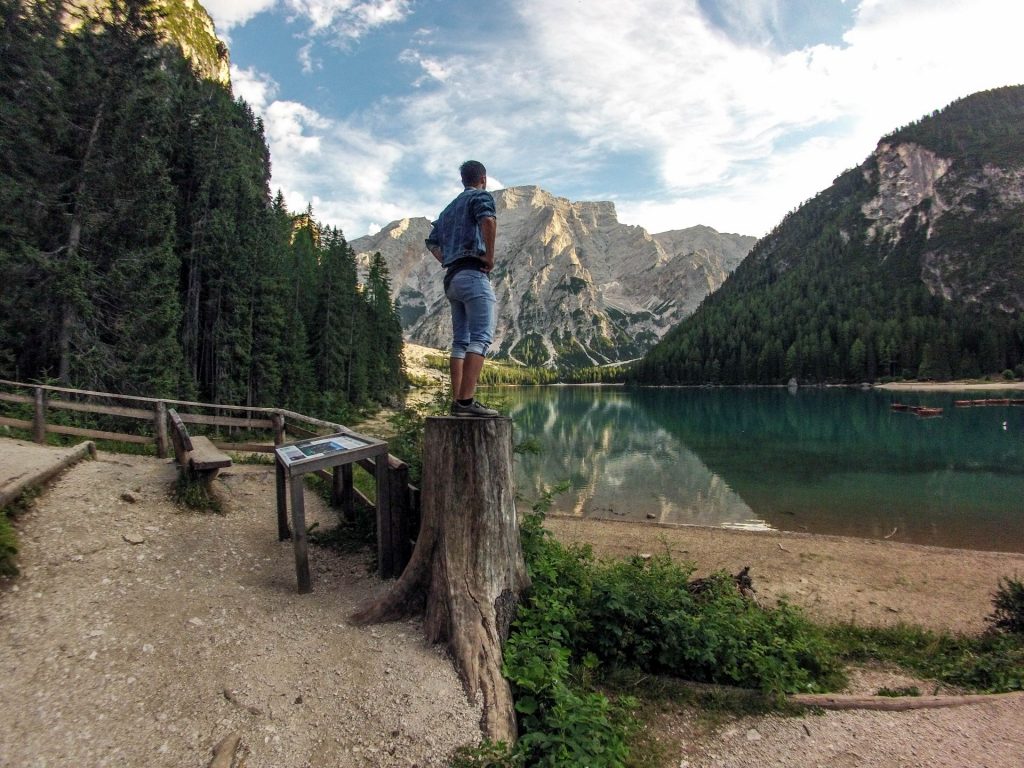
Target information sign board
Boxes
[275,432,372,468]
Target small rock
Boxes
[746,728,761,741]
[294,695,303,704]
[143,644,155,653]
[122,533,145,545]
[646,513,656,519]
[188,617,205,627]
[121,492,138,503]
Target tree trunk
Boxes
[58,102,105,386]
[351,416,530,744]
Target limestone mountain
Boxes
[62,0,230,83]
[634,86,1024,385]
[351,187,754,368]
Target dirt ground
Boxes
[0,442,481,768]
[3,419,1024,767]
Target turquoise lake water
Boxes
[499,386,1024,553]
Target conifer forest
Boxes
[0,0,404,419]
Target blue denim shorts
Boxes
[446,270,495,359]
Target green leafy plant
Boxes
[489,500,845,767]
[988,576,1024,635]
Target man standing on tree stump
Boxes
[425,160,500,418]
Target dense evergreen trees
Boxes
[633,87,1024,386]
[0,0,403,419]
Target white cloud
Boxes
[228,0,1024,238]
[203,0,278,33]
[230,65,278,110]
[376,0,1024,236]
[234,66,425,236]
[208,0,411,41]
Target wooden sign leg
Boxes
[275,460,290,540]
[289,475,311,593]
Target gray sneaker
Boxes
[450,399,500,418]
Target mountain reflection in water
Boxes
[502,385,1024,553]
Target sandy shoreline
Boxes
[543,515,1024,636]
[874,380,1024,391]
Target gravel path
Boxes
[0,448,480,767]
[3,436,1024,768]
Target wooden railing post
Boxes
[32,387,46,444]
[332,464,356,522]
[376,455,393,578]
[387,457,411,575]
[271,413,285,446]
[154,401,168,458]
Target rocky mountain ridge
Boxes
[352,186,755,367]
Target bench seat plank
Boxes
[188,435,232,471]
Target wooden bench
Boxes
[167,408,232,484]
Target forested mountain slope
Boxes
[633,86,1024,385]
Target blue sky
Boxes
[205,0,1024,239]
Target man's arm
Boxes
[480,216,496,272]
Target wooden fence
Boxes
[0,379,416,576]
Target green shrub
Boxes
[988,576,1024,635]
[495,508,844,767]
[577,557,841,695]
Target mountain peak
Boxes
[352,186,754,367]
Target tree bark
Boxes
[351,416,530,744]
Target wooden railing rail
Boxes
[0,379,417,573]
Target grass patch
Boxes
[875,685,921,697]
[826,623,1024,693]
[305,469,379,561]
[0,509,19,577]
[0,488,40,577]
[172,473,223,513]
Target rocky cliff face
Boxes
[351,186,755,367]
[62,0,230,84]
[863,141,1024,312]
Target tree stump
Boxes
[351,416,530,743]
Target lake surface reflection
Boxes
[502,386,1024,553]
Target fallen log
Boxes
[789,690,1024,711]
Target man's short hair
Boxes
[460,160,486,186]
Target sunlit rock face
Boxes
[61,0,231,84]
[352,186,755,367]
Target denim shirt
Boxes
[424,187,496,268]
